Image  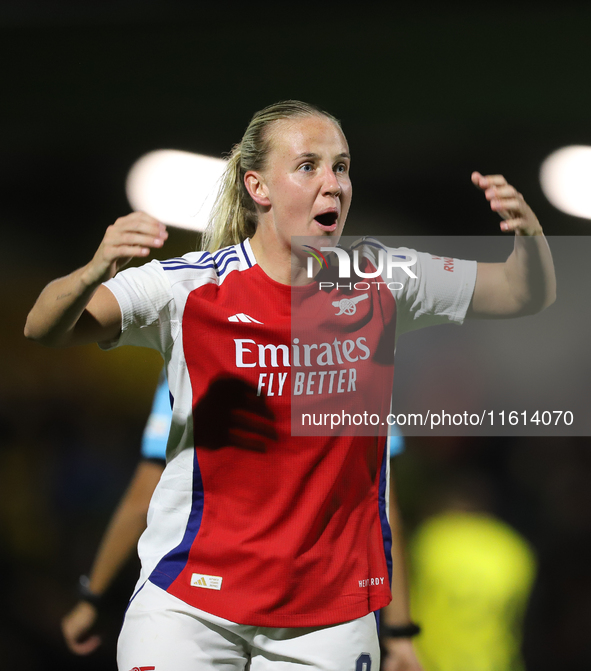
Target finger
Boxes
[104,227,167,255]
[102,234,170,263]
[70,634,102,656]
[499,218,524,232]
[490,197,522,216]
[105,244,153,259]
[112,216,168,243]
[471,172,509,190]
[112,219,168,240]
[481,174,509,186]
[116,211,163,229]
[110,231,168,248]
[484,185,520,200]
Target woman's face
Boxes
[251,115,352,247]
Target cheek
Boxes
[277,183,312,214]
[342,183,353,207]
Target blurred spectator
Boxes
[408,472,536,671]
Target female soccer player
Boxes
[25,101,555,671]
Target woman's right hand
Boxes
[84,212,168,285]
[25,212,167,347]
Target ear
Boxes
[244,170,271,207]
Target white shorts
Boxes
[117,580,379,671]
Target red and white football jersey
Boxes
[102,238,476,627]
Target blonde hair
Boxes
[201,100,341,252]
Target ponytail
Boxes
[201,143,257,252]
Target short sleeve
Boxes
[99,260,178,353]
[351,240,477,336]
[141,369,172,462]
[390,248,477,336]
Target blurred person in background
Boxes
[407,471,536,671]
[61,369,170,655]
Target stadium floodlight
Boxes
[540,145,591,220]
[126,150,226,231]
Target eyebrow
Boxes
[295,152,351,160]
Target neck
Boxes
[249,229,310,286]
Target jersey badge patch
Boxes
[332,293,368,316]
[191,573,223,590]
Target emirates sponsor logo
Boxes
[234,337,370,369]
[234,337,371,398]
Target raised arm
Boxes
[467,173,556,318]
[24,213,167,346]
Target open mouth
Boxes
[314,211,339,230]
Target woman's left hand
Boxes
[471,172,543,236]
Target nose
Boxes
[322,166,341,197]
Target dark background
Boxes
[2,2,591,669]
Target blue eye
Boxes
[335,163,348,173]
[299,163,314,172]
